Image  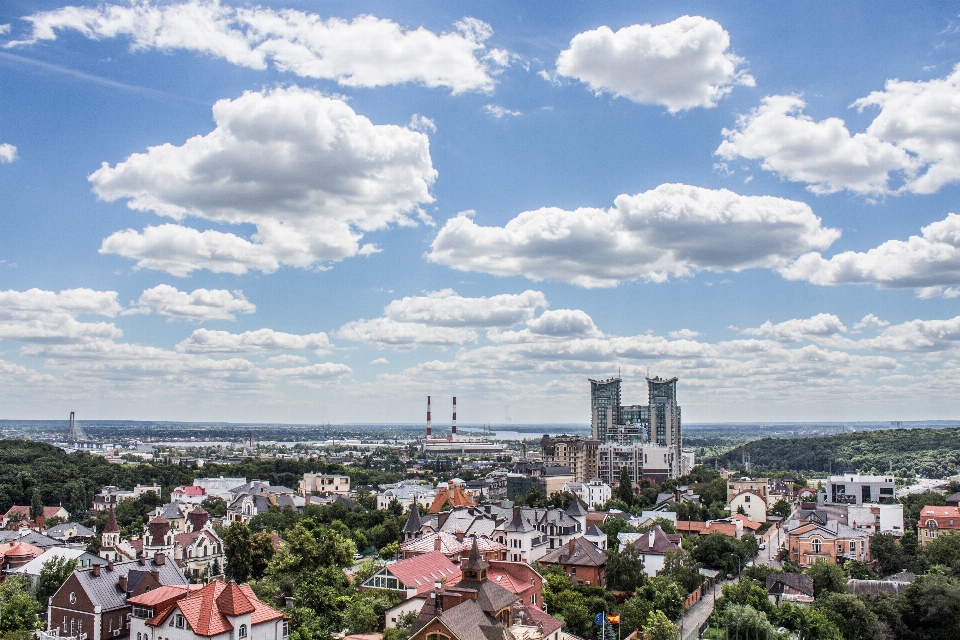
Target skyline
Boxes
[4,2,960,423]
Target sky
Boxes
[3,2,960,425]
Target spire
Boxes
[460,536,489,581]
[565,496,587,518]
[104,508,119,534]
[402,505,422,533]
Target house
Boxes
[429,481,476,513]
[12,547,106,591]
[946,492,960,508]
[129,580,288,640]
[377,483,436,511]
[46,523,96,546]
[192,478,247,502]
[300,473,351,497]
[726,478,769,504]
[172,507,225,580]
[766,573,814,605]
[728,490,767,524]
[409,540,562,640]
[629,525,681,577]
[227,484,302,525]
[537,537,606,587]
[170,486,208,506]
[149,503,191,533]
[47,554,189,640]
[583,525,607,550]
[561,480,611,509]
[93,487,136,512]
[363,551,462,599]
[2,505,69,529]
[730,514,763,534]
[400,532,505,562]
[918,505,960,546]
[0,529,63,549]
[0,541,44,573]
[702,519,743,539]
[785,521,870,567]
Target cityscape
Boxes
[4,2,960,640]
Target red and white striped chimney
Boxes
[426,395,432,438]
[452,396,457,436]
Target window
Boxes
[850,541,856,553]
[239,625,247,638]
[282,622,289,639]
[69,592,77,604]
[530,595,536,604]
[427,634,450,640]
[175,615,185,629]
[812,539,822,554]
[927,519,939,528]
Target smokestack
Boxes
[452,397,457,437]
[427,396,432,438]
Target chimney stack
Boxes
[426,396,432,438]
[118,575,128,592]
[452,397,457,437]
[107,560,114,572]
[435,537,442,551]
[154,552,166,566]
[92,564,101,577]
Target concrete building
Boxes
[726,477,770,504]
[299,473,350,497]
[561,479,610,509]
[540,435,600,484]
[506,463,575,501]
[596,442,685,485]
[848,504,904,536]
[820,474,896,506]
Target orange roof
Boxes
[676,521,707,534]
[428,485,475,514]
[4,506,64,520]
[216,582,255,616]
[703,522,738,537]
[379,551,461,596]
[241,584,284,625]
[150,582,283,636]
[0,541,43,559]
[730,514,762,531]
[128,585,190,607]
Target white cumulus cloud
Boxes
[10,2,502,93]
[853,314,889,330]
[741,313,847,343]
[780,212,960,296]
[0,288,123,343]
[0,143,17,163]
[429,183,840,288]
[555,15,754,112]
[718,64,960,195]
[94,87,437,276]
[130,284,255,321]
[484,105,521,118]
[338,318,478,349]
[176,328,331,354]
[384,289,547,327]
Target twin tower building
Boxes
[541,376,693,486]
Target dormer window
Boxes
[239,626,247,639]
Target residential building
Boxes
[583,525,607,550]
[785,522,871,567]
[919,505,960,546]
[93,486,136,512]
[561,479,610,509]
[192,478,247,502]
[400,532,505,562]
[362,551,462,599]
[12,547,106,591]
[628,525,681,577]
[47,554,189,640]
[227,484,302,525]
[429,481,476,513]
[129,580,287,640]
[376,483,436,511]
[848,504,904,536]
[537,537,606,587]
[506,464,575,501]
[2,505,69,528]
[726,478,770,504]
[766,573,815,605]
[596,443,686,486]
[540,435,600,483]
[170,486,207,505]
[729,490,768,523]
[820,474,896,506]
[148,503,191,533]
[408,541,563,640]
[0,541,44,573]
[299,474,350,497]
[46,523,96,547]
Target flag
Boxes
[594,612,605,626]
[607,615,620,625]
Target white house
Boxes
[627,525,681,577]
[729,490,768,523]
[376,483,436,511]
[129,581,288,640]
[561,479,611,509]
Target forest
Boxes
[709,427,960,478]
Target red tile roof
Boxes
[382,551,462,595]
[173,486,207,497]
[128,585,190,607]
[730,514,762,531]
[4,506,65,520]
[676,521,707,534]
[149,581,283,636]
[703,522,738,537]
[216,582,256,616]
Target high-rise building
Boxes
[540,435,600,483]
[589,378,621,442]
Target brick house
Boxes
[537,537,606,587]
[785,522,870,567]
[48,554,189,640]
[919,505,960,546]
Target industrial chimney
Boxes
[426,396,432,438]
[452,397,457,437]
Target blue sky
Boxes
[3,1,960,424]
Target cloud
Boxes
[175,328,331,354]
[718,64,960,195]
[860,316,960,352]
[0,143,17,163]
[484,105,521,118]
[10,2,502,93]
[130,284,255,321]
[717,95,917,195]
[555,15,754,112]
[669,329,700,339]
[338,317,478,349]
[408,114,436,133]
[0,288,123,343]
[853,314,889,330]
[741,313,847,343]
[268,362,352,387]
[94,87,436,275]
[266,354,309,365]
[780,212,960,295]
[371,357,389,365]
[384,289,547,327]
[429,183,840,287]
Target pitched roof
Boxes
[104,509,120,534]
[127,585,191,607]
[730,514,762,531]
[432,598,505,640]
[0,541,43,560]
[403,506,423,533]
[676,521,707,534]
[46,522,96,538]
[12,547,102,576]
[766,573,814,597]
[584,525,604,537]
[512,601,563,637]
[68,557,189,611]
[400,532,504,557]
[564,497,587,518]
[4,506,66,520]
[702,522,738,537]
[173,486,206,497]
[632,526,680,554]
[216,582,256,616]
[374,552,461,596]
[539,537,606,567]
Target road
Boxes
[678,524,786,640]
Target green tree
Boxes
[870,533,905,575]
[250,531,276,580]
[30,490,43,521]
[616,468,634,505]
[201,496,228,517]
[642,611,679,640]
[638,577,685,621]
[344,600,379,634]
[598,517,637,550]
[605,545,646,592]
[900,573,960,640]
[771,498,792,518]
[723,604,777,640]
[380,541,399,559]
[659,548,703,594]
[36,556,79,607]
[224,521,254,582]
[805,559,846,597]
[0,575,38,632]
[924,532,960,567]
[814,592,890,640]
